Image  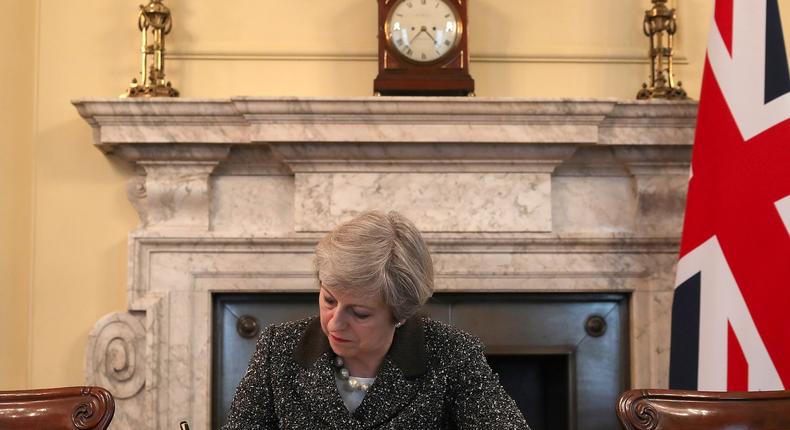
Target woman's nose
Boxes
[327,309,346,331]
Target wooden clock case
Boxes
[373,0,475,96]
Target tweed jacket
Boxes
[222,315,530,430]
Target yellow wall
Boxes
[28,0,139,387]
[3,0,715,388]
[0,0,35,389]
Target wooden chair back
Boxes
[617,389,790,430]
[0,386,114,430]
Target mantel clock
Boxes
[374,0,474,96]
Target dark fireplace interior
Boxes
[490,354,570,430]
[213,293,628,430]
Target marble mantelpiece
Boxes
[74,97,696,429]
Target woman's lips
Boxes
[329,334,350,343]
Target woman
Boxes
[223,211,530,429]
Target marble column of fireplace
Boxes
[73,97,696,430]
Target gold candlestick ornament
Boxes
[121,0,179,98]
[636,0,687,100]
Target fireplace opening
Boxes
[488,354,570,430]
[213,293,627,430]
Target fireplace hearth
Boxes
[74,96,695,429]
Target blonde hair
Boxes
[314,211,434,321]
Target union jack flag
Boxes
[669,0,790,391]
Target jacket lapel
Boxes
[293,318,358,428]
[294,353,358,428]
[351,317,428,428]
[351,357,419,427]
[292,316,429,428]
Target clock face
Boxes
[385,0,462,64]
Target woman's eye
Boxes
[353,312,370,319]
[324,297,336,306]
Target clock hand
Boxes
[410,26,437,46]
[410,28,426,41]
[418,26,437,43]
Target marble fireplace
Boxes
[73,96,695,429]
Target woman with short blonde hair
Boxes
[314,210,434,322]
[224,211,530,429]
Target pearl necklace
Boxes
[332,356,372,392]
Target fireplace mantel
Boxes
[74,97,696,429]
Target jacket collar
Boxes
[293,315,427,379]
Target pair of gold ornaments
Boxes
[125,0,684,99]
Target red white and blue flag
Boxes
[669,0,790,391]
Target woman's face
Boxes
[319,283,396,367]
